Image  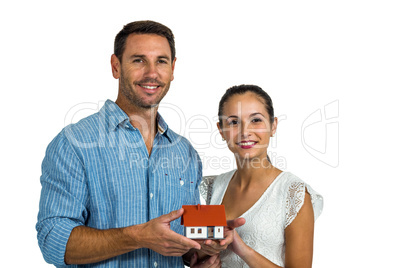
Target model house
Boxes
[181,204,227,239]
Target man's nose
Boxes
[144,62,158,78]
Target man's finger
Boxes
[203,239,212,245]
[203,254,220,267]
[179,235,202,250]
[166,229,201,250]
[161,208,184,222]
[189,252,198,267]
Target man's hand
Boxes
[195,217,246,256]
[131,208,201,256]
[189,252,221,268]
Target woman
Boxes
[200,85,323,267]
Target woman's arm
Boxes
[231,191,315,268]
[284,191,314,268]
[230,230,282,268]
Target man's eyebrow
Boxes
[157,55,172,63]
[128,54,171,60]
[129,54,145,59]
[158,55,170,59]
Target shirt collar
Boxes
[101,100,172,142]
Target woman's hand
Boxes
[228,230,281,268]
[229,229,250,258]
[195,217,246,256]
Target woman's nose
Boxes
[239,122,250,138]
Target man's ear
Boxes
[171,57,177,81]
[111,54,121,79]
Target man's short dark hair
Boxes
[114,20,175,63]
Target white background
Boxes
[1,0,401,267]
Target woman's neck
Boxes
[234,156,279,189]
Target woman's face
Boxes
[218,92,277,163]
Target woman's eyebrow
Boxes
[249,112,266,118]
[225,115,238,120]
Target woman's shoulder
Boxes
[279,171,324,223]
[202,169,236,184]
[276,171,304,184]
[269,171,304,196]
[200,169,236,204]
[217,169,237,179]
[275,171,319,195]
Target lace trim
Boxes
[200,176,217,205]
[285,181,305,228]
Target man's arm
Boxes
[37,132,200,266]
[36,131,89,265]
[65,226,134,265]
[65,208,201,265]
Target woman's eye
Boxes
[228,120,238,126]
[251,118,262,123]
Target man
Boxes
[36,21,239,267]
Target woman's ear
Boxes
[217,122,225,141]
[271,117,278,137]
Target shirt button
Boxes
[125,125,130,129]
[154,261,158,267]
[150,193,153,199]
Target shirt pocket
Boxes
[158,167,198,205]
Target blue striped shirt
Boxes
[36,100,202,267]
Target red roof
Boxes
[181,204,227,227]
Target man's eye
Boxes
[158,59,168,64]
[133,59,143,63]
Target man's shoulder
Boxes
[62,100,122,138]
[48,111,105,152]
[43,112,100,159]
[64,112,103,136]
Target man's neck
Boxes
[115,98,159,155]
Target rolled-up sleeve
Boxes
[36,130,88,266]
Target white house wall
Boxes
[185,226,225,239]
[214,226,224,239]
[185,227,207,239]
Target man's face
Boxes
[112,34,176,109]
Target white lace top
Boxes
[200,170,323,267]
